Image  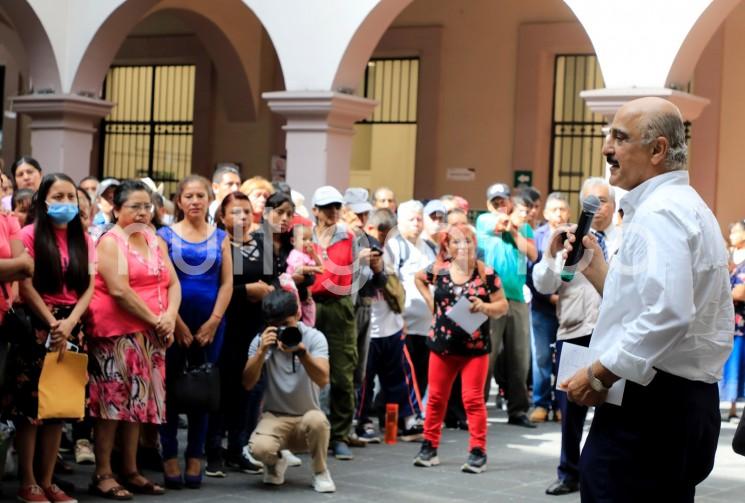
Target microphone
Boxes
[560,195,601,282]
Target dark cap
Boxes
[486,183,511,201]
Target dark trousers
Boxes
[354,302,372,389]
[486,300,531,417]
[555,335,591,484]
[580,370,720,502]
[315,296,358,442]
[356,332,414,423]
[404,334,430,404]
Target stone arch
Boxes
[667,0,741,88]
[70,0,269,120]
[0,0,60,93]
[331,0,415,91]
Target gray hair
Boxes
[640,112,688,171]
[369,208,397,231]
[581,177,616,205]
[397,199,423,220]
[545,192,568,205]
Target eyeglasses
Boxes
[123,203,154,212]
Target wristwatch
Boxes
[587,365,610,393]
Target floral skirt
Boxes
[88,331,166,424]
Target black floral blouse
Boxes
[424,261,502,356]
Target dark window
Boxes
[99,65,195,196]
[549,54,607,218]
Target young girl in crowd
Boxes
[286,224,323,326]
[12,173,95,503]
[413,224,507,474]
[157,175,233,489]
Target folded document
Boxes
[556,343,626,406]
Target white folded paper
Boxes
[556,342,626,406]
[445,296,488,335]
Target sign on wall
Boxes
[513,169,532,187]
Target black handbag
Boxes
[0,285,32,389]
[0,285,32,345]
[167,350,221,414]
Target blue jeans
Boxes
[530,309,559,409]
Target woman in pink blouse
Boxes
[12,173,95,503]
[87,180,181,499]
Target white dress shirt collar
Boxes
[619,170,689,222]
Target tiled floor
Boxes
[4,408,745,502]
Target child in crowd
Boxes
[11,188,33,228]
[286,224,323,326]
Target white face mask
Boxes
[161,214,174,226]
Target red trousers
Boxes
[423,352,488,450]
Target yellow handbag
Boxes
[37,351,88,420]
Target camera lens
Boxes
[277,326,302,348]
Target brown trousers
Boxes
[248,410,330,473]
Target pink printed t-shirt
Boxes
[15,224,96,306]
[286,248,317,276]
[88,231,171,338]
[0,214,21,322]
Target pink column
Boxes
[10,94,113,183]
[263,91,376,199]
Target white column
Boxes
[10,94,113,183]
[263,91,377,199]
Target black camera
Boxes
[277,326,302,348]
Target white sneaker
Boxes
[281,449,302,467]
[262,454,288,485]
[243,445,264,467]
[312,470,336,493]
[74,439,95,465]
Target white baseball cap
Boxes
[312,185,344,207]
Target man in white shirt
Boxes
[388,200,436,405]
[561,97,734,501]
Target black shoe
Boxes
[461,447,487,474]
[399,424,424,442]
[545,478,579,495]
[507,414,537,428]
[205,454,226,478]
[225,452,263,474]
[413,440,439,467]
[59,432,73,453]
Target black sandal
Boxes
[89,473,133,501]
[121,472,166,495]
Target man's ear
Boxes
[650,136,669,168]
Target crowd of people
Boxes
[0,96,737,503]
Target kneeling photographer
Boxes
[242,289,335,493]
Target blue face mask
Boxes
[47,203,79,225]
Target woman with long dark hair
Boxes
[206,192,273,476]
[157,175,232,489]
[412,224,507,474]
[12,173,95,503]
